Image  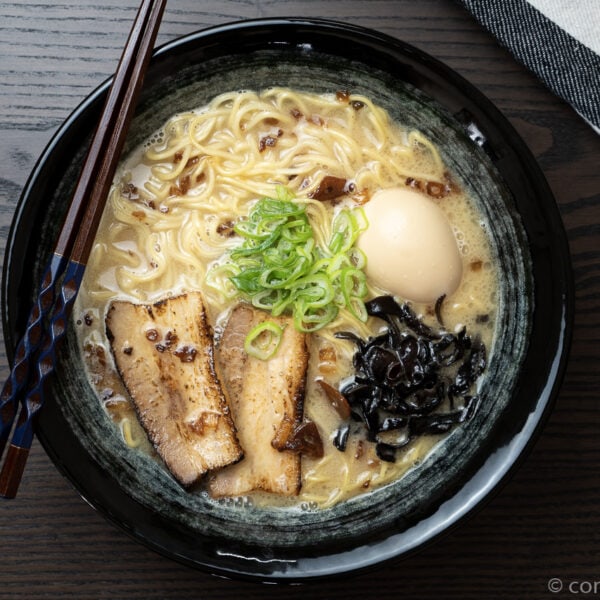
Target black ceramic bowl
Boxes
[2,19,572,582]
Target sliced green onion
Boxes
[341,267,368,299]
[251,288,289,314]
[350,205,369,234]
[294,302,339,333]
[291,273,335,308]
[206,186,370,338]
[230,267,265,294]
[328,210,354,254]
[347,246,367,269]
[244,320,284,360]
[341,267,369,321]
[350,296,368,322]
[258,256,310,289]
[205,262,241,299]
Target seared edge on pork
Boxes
[106,292,242,487]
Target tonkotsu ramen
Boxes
[73,87,498,508]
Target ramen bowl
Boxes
[2,19,572,581]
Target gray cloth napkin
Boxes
[458,0,600,133]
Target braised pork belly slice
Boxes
[105,292,242,487]
[209,304,309,497]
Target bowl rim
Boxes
[2,17,574,582]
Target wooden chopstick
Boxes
[0,0,167,498]
[0,0,166,454]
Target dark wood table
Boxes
[1,1,598,598]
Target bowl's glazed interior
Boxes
[2,19,572,581]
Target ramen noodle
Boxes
[74,88,498,508]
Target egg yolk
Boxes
[357,187,463,303]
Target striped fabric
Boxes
[458,0,600,133]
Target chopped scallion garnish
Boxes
[244,320,284,360]
[207,187,369,339]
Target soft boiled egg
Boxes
[357,187,463,303]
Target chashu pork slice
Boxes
[106,292,242,487]
[208,303,309,497]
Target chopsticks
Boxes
[0,0,167,498]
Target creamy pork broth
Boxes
[74,88,498,508]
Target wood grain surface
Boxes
[0,1,598,598]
